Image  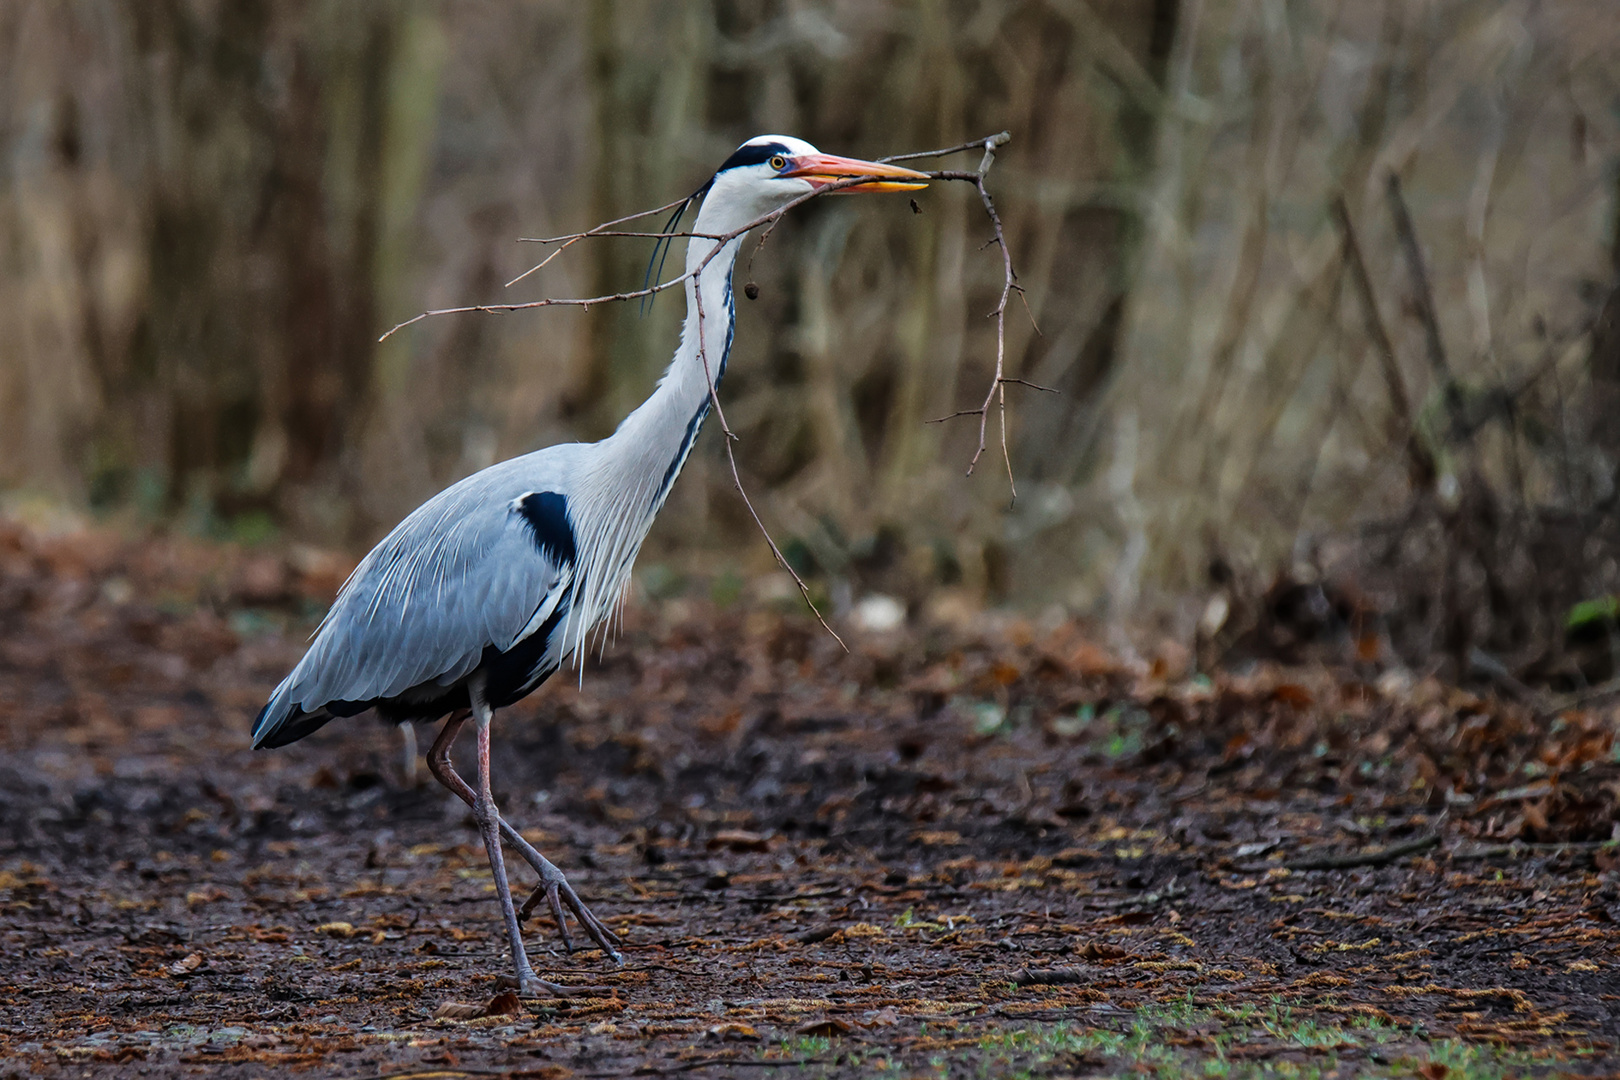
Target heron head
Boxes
[643,136,929,307]
[703,135,929,224]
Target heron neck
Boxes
[557,204,746,662]
[600,225,740,486]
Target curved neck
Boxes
[558,196,746,659]
[601,198,742,472]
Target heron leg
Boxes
[398,720,419,788]
[426,704,567,997]
[425,711,623,963]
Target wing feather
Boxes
[252,453,577,746]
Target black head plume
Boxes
[640,180,712,316]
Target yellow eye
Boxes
[769,155,787,171]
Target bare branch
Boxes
[381,173,903,342]
[923,130,1030,500]
[1332,193,1434,488]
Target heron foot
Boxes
[494,970,585,998]
[518,861,623,964]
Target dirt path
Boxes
[1,521,1617,1077]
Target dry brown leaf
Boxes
[168,952,203,976]
[484,990,524,1016]
[1075,942,1129,961]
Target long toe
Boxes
[518,872,622,963]
[518,878,576,953]
[557,880,623,961]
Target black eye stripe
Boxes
[716,141,794,173]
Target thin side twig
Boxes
[693,281,846,652]
[1283,832,1439,871]
[878,131,1011,164]
[505,196,698,287]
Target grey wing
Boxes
[252,463,571,746]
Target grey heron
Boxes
[251,136,928,996]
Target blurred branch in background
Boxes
[3,1,1620,689]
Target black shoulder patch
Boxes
[517,491,577,566]
[716,140,791,174]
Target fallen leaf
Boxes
[484,990,524,1016]
[841,922,885,938]
[168,953,203,976]
[795,1018,851,1037]
[316,921,356,938]
[1075,942,1129,961]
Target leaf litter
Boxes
[0,516,1617,1076]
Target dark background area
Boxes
[5,1,1620,685]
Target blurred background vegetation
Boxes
[4,0,1620,681]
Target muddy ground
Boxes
[1,519,1618,1078]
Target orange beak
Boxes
[782,153,930,193]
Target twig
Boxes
[505,196,697,287]
[1547,676,1620,714]
[1386,172,1465,441]
[1447,840,1612,862]
[925,133,1031,501]
[583,1061,826,1077]
[1331,194,1435,488]
[879,131,1011,164]
[693,280,846,653]
[1284,832,1439,871]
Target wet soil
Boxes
[1,520,1617,1077]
